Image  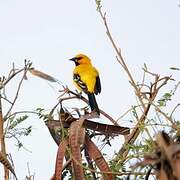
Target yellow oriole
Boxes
[69,54,101,115]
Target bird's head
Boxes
[69,54,92,66]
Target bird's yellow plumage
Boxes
[73,64,99,93]
[69,54,101,115]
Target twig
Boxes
[0,96,13,105]
[4,69,27,119]
[2,68,24,88]
[170,103,180,118]
[155,104,177,130]
[98,8,146,111]
[5,110,38,120]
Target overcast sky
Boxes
[0,0,180,179]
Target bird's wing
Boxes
[73,73,88,92]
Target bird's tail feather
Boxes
[87,93,100,115]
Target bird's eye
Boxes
[76,57,82,60]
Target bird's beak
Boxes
[69,57,76,62]
[69,57,80,66]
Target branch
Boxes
[0,95,9,179]
[66,89,119,125]
[97,8,146,110]
[4,68,28,119]
[95,3,173,172]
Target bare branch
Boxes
[4,69,28,119]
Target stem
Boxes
[98,9,146,111]
[0,95,9,180]
[4,69,27,119]
[2,69,24,88]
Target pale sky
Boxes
[0,0,180,179]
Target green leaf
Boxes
[9,115,28,129]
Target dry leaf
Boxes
[29,69,57,82]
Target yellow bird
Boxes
[69,54,101,115]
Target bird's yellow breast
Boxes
[73,64,99,93]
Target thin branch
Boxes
[154,104,177,130]
[4,69,27,119]
[67,89,119,125]
[1,96,13,105]
[170,103,180,118]
[5,110,38,120]
[2,68,25,88]
[98,8,146,110]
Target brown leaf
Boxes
[69,120,86,180]
[85,135,114,180]
[54,140,67,180]
[29,69,57,82]
[0,152,17,179]
[84,120,130,135]
[135,132,180,179]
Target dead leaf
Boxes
[29,69,57,82]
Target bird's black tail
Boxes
[87,93,100,115]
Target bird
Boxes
[69,54,101,115]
